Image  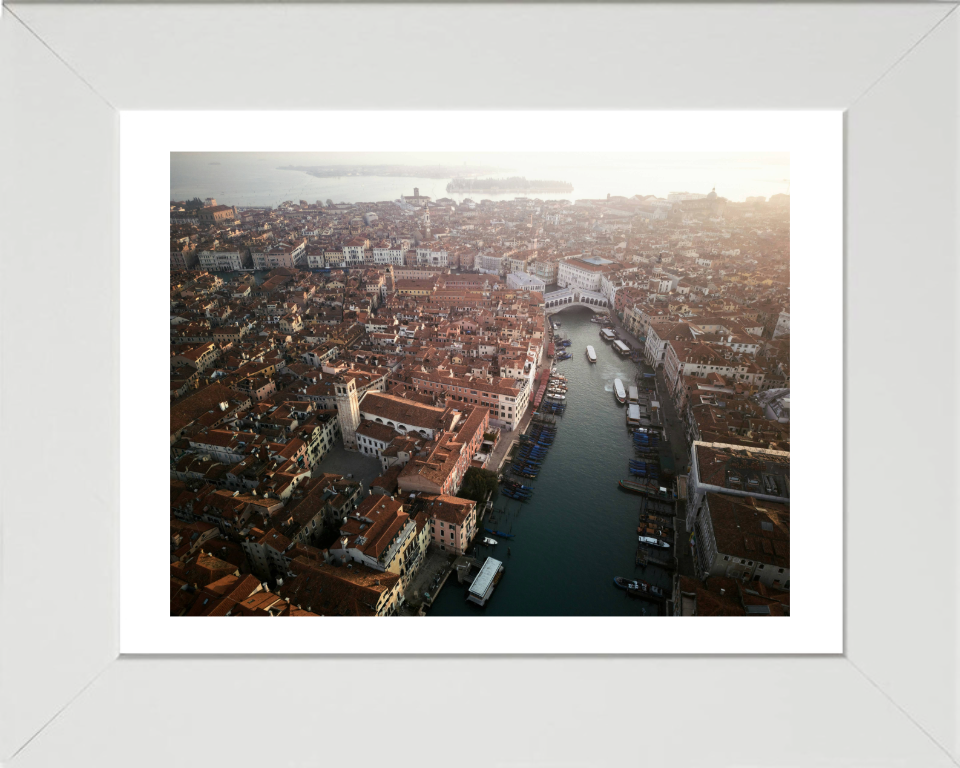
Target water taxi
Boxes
[613,378,626,404]
[614,576,666,599]
[638,535,671,549]
[586,345,597,363]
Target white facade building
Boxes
[506,272,546,292]
[416,247,448,267]
[197,249,250,272]
[556,258,609,292]
[373,246,406,266]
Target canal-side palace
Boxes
[170,189,790,617]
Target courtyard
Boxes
[313,444,383,491]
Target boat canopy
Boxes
[469,557,503,597]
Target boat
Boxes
[600,328,617,342]
[548,394,566,401]
[638,526,669,537]
[613,378,626,404]
[615,577,665,599]
[483,537,498,546]
[618,478,661,494]
[638,535,671,548]
[586,345,597,363]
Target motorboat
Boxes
[586,345,597,363]
[618,478,661,494]
[613,378,626,404]
[483,537,498,546]
[615,577,665,599]
[638,535,671,548]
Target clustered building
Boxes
[169,186,789,617]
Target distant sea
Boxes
[170,152,790,208]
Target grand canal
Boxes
[430,306,673,616]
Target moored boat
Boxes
[615,576,665,599]
[613,378,626,404]
[638,535,671,548]
[618,478,661,494]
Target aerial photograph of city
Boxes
[169,152,790,618]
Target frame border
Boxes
[2,3,957,766]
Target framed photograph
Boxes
[2,3,957,767]
[121,110,838,655]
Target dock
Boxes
[638,512,674,531]
[461,556,504,607]
[532,369,552,408]
[639,495,676,518]
[636,544,676,571]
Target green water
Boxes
[429,306,672,616]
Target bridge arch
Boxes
[543,287,611,316]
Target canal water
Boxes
[429,306,672,616]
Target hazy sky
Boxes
[171,152,789,206]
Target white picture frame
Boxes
[1,3,957,766]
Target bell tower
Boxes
[335,375,360,451]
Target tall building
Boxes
[335,375,361,451]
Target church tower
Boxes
[335,375,360,451]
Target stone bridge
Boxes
[544,287,611,316]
